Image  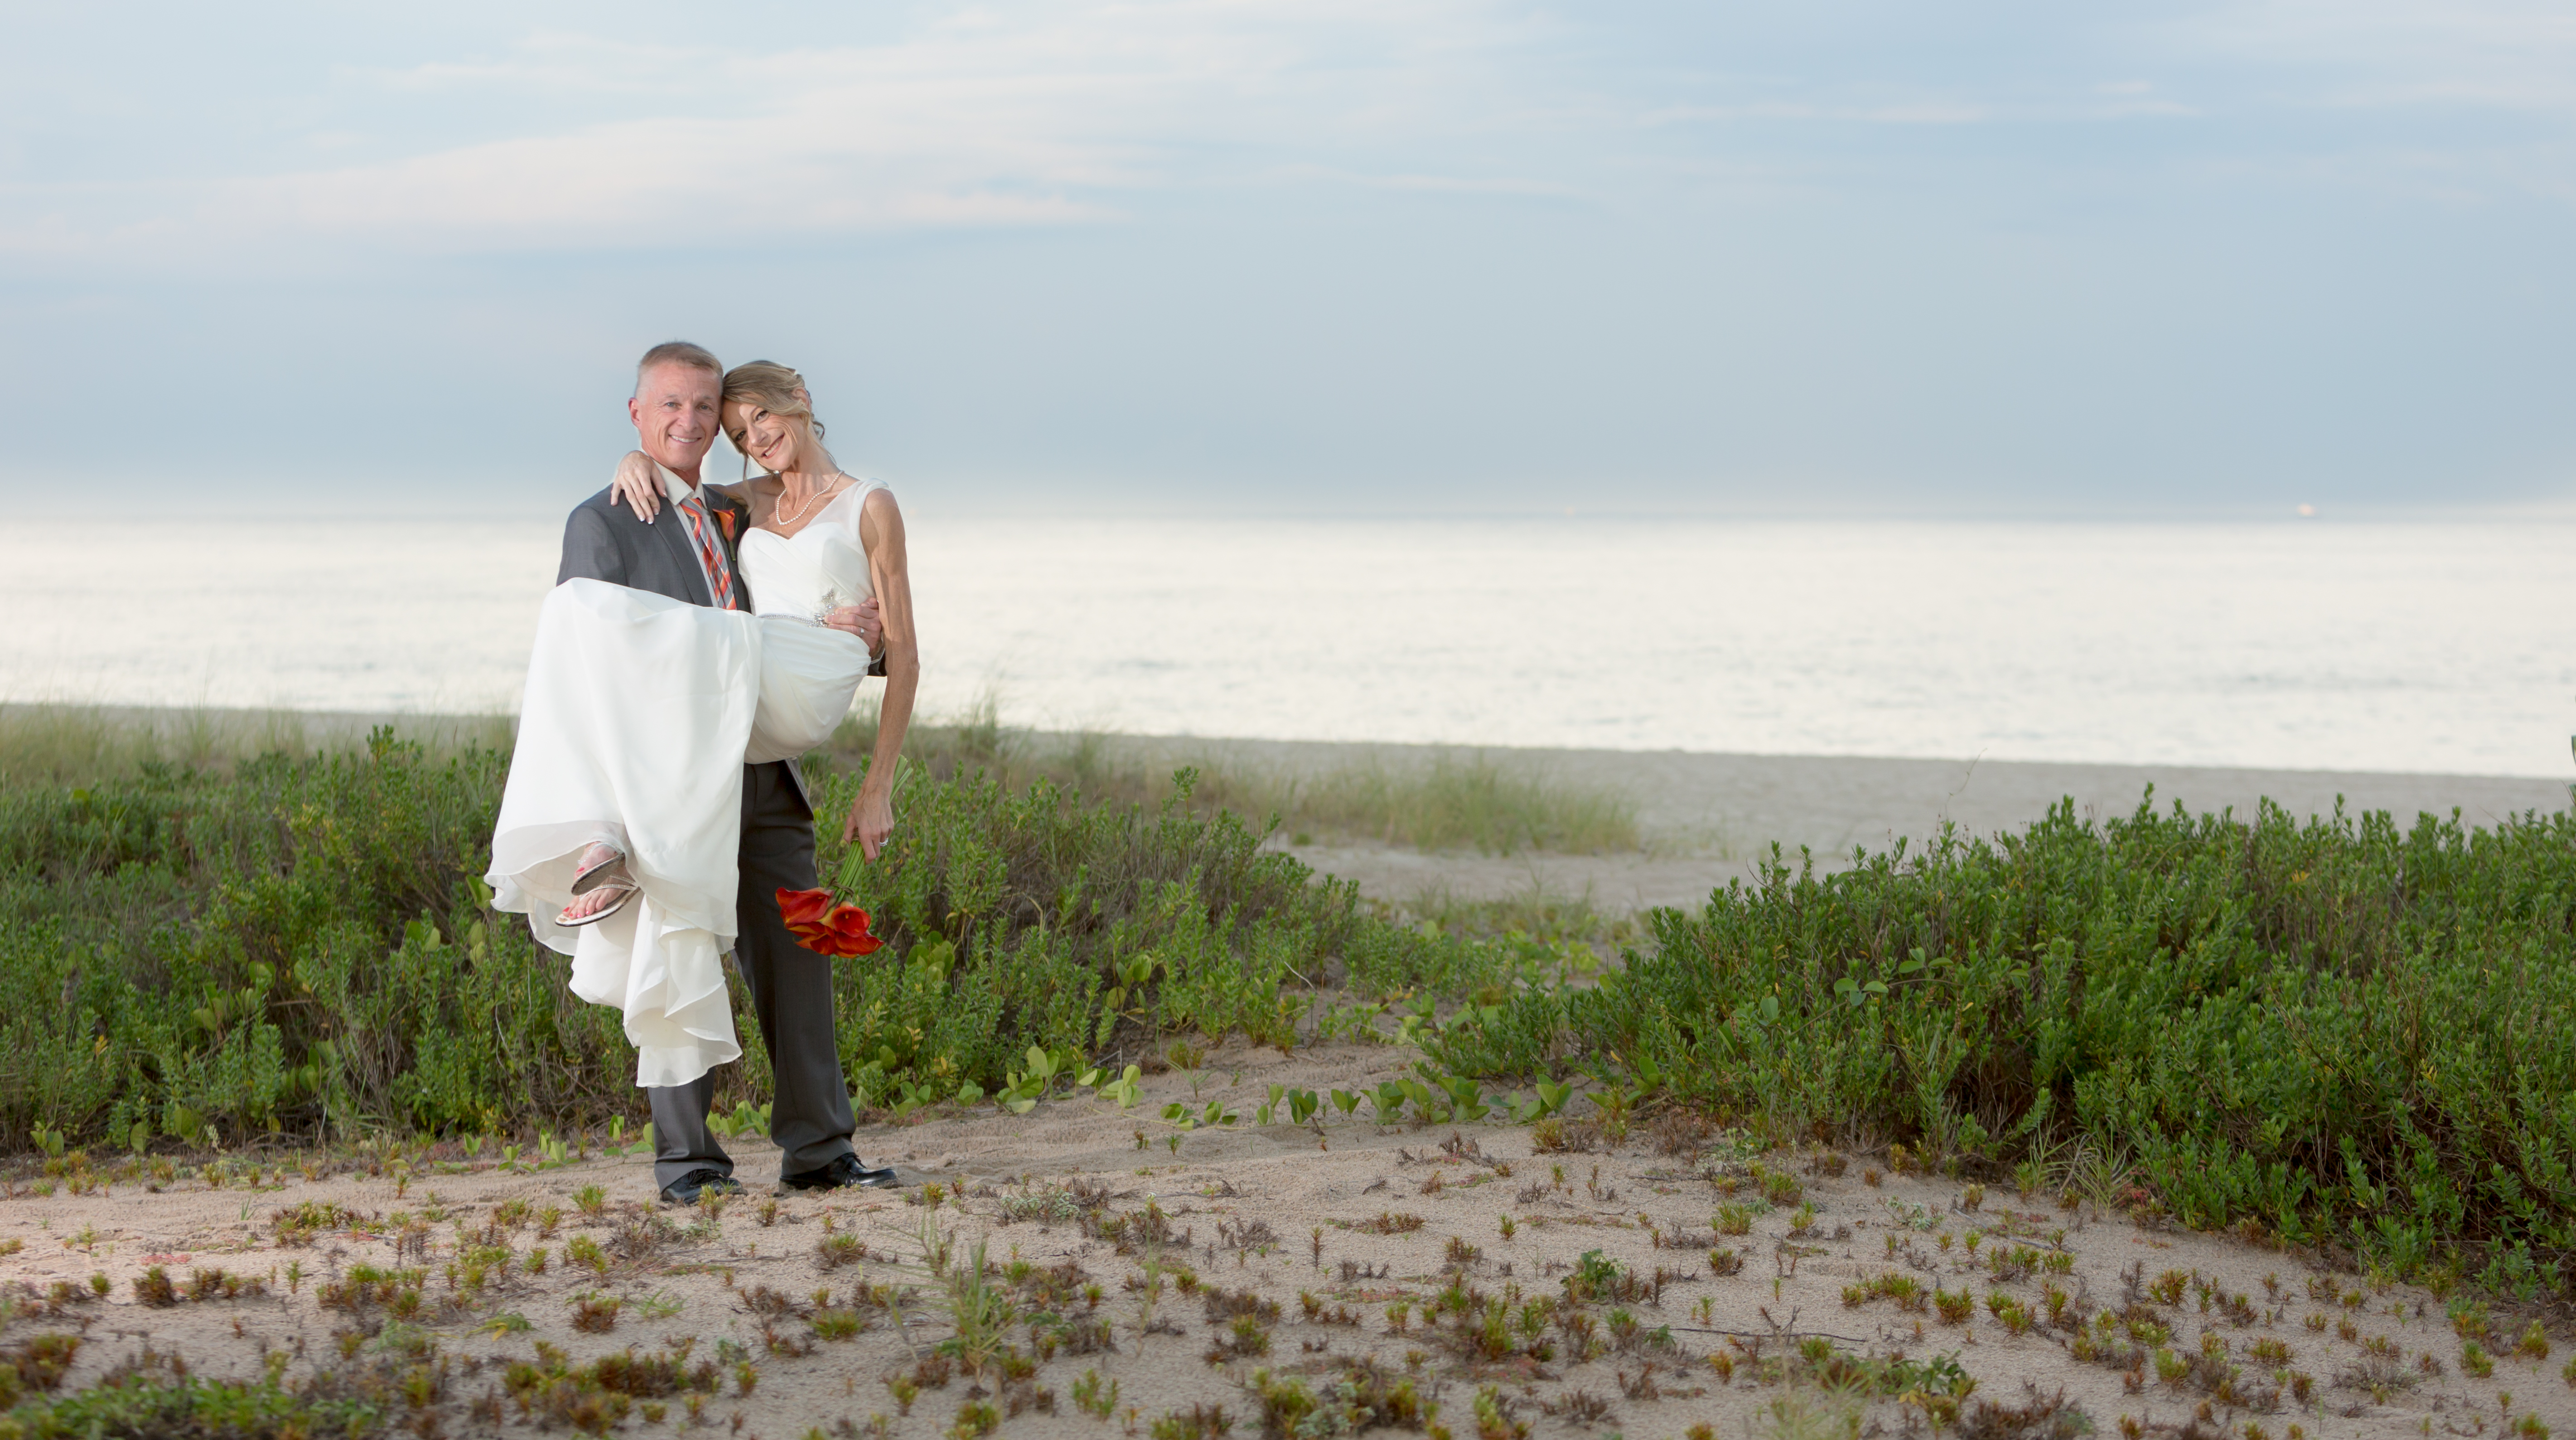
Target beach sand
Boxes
[1085,734,2575,912]
[1,1038,2550,1439]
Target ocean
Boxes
[5,513,2570,778]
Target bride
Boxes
[485,357,918,1091]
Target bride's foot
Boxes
[569,842,626,894]
[558,881,635,926]
[559,844,638,926]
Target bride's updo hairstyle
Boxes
[722,360,825,441]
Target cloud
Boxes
[1643,101,1992,127]
[0,2,1550,265]
[2175,0,2576,113]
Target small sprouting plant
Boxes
[1073,1369,1120,1421]
[813,1309,864,1340]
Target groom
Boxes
[557,339,898,1203]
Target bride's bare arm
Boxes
[609,451,662,521]
[847,488,916,860]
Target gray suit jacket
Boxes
[555,486,810,810]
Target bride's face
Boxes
[726,400,810,475]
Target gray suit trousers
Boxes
[649,760,857,1187]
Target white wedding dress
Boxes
[486,481,885,1088]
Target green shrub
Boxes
[806,761,1504,1105]
[0,733,632,1147]
[0,734,1509,1149]
[1426,794,2576,1297]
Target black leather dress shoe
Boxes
[659,1168,744,1206]
[783,1154,902,1191]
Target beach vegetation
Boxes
[16,705,2576,1315]
[1422,795,2576,1300]
[818,699,1641,856]
[0,721,1519,1149]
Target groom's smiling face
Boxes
[629,361,723,484]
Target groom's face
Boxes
[628,362,723,482]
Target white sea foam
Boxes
[3,514,2569,776]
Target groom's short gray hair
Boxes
[635,340,721,394]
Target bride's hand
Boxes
[609,451,663,522]
[844,790,894,860]
[822,598,884,654]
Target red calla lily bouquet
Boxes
[775,885,884,958]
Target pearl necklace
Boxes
[771,473,847,530]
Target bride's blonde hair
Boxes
[722,360,824,441]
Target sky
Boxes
[2,0,2572,516]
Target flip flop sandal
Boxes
[569,844,629,896]
[558,880,638,929]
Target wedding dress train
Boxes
[487,481,885,1088]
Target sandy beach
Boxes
[3,1037,2554,1439]
[1085,733,2575,912]
[2,712,2568,1433]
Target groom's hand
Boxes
[824,598,883,655]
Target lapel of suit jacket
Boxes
[650,504,717,607]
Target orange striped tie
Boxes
[676,493,739,611]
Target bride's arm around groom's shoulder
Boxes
[602,450,749,524]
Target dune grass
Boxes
[0,703,511,786]
[6,699,1641,855]
[1377,882,1644,952]
[819,696,1640,855]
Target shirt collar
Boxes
[653,461,703,507]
